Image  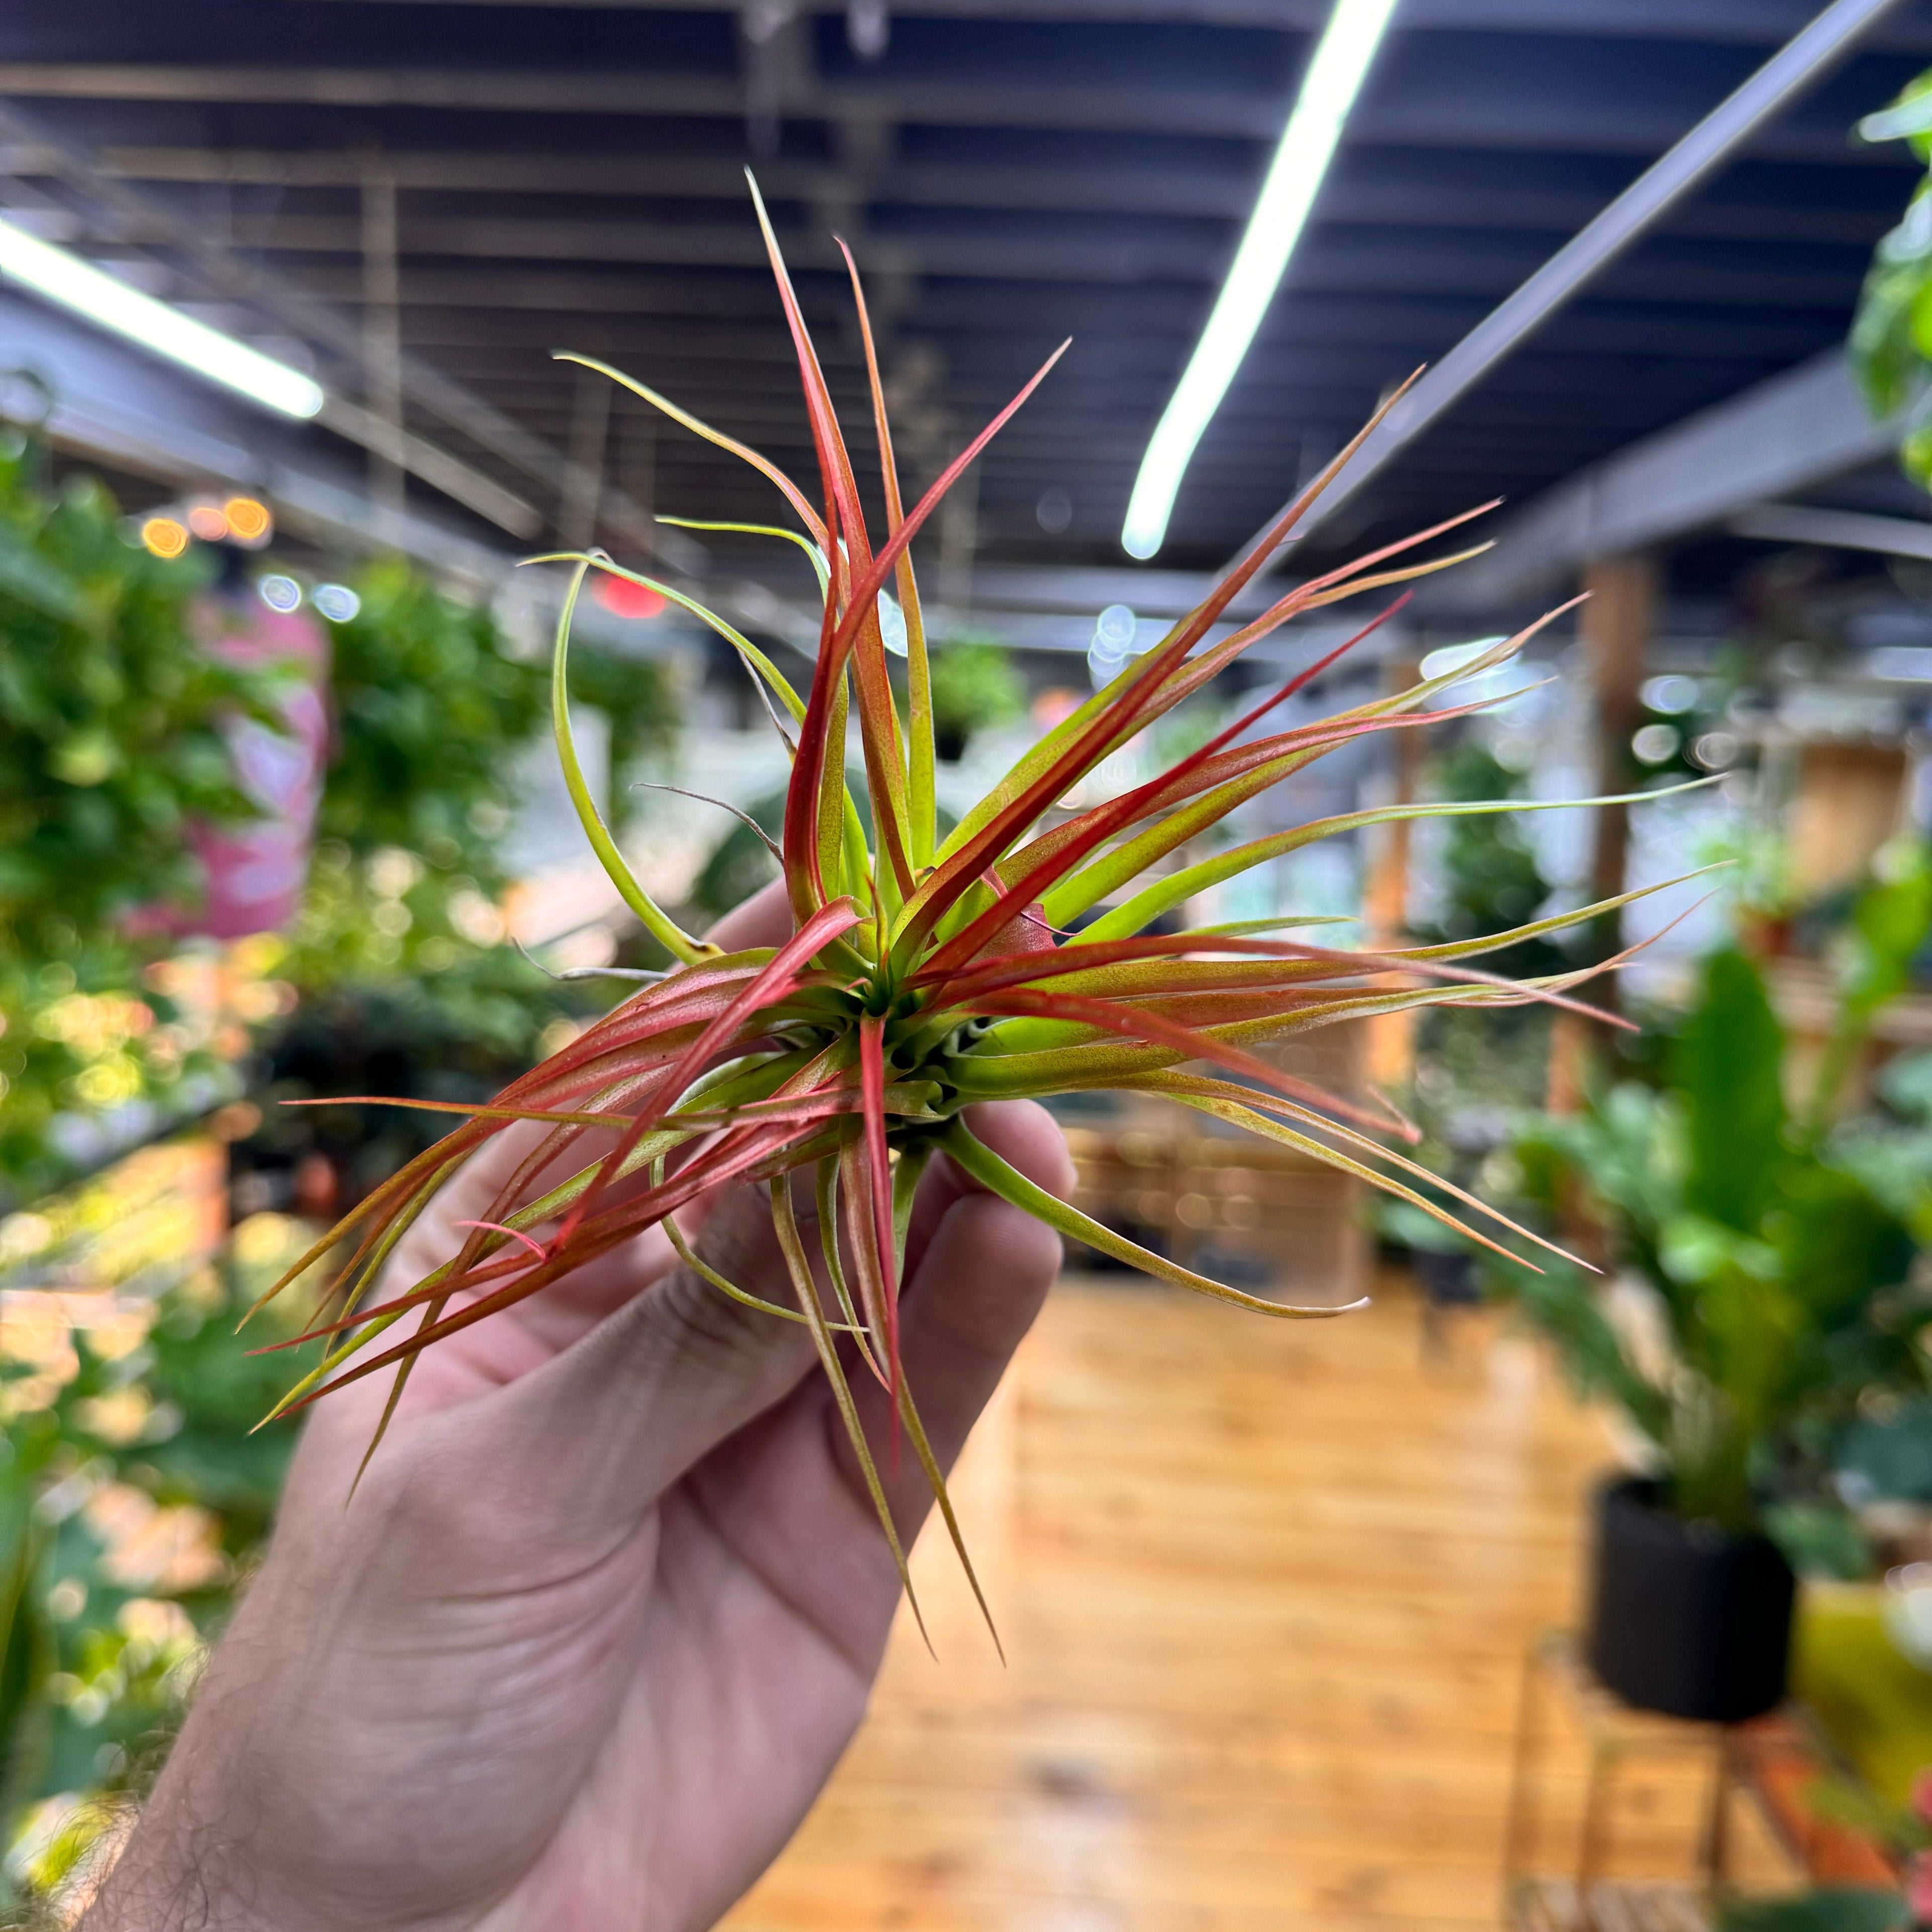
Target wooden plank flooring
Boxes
[721,1271,1617,1932]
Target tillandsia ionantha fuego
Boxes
[250,181,1700,1636]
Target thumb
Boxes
[406,1177,822,1548]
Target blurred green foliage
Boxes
[1851,69,1932,491]
[0,1214,314,1906]
[0,433,286,961]
[1376,740,1564,1261]
[318,557,676,863]
[1716,1890,1908,1932]
[316,556,543,873]
[0,437,282,1208]
[0,948,244,1215]
[1411,742,1568,978]
[1484,856,1932,1543]
[927,637,1025,759]
[0,532,681,1205]
[245,560,678,1198]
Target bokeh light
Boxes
[257,575,302,613]
[594,575,667,620]
[313,583,361,623]
[139,517,189,559]
[186,502,229,541]
[222,497,272,545]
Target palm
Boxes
[274,1170,910,1932]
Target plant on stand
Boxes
[1484,848,1932,1720]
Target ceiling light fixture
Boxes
[0,214,326,420]
[1120,0,1398,560]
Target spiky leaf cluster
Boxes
[253,188,1694,1625]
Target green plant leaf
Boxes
[1675,948,1785,1232]
[1716,1888,1907,1932]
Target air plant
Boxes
[251,184,1688,1636]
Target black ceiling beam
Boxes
[293,0,1932,47]
[54,145,1909,247]
[73,159,1902,256]
[0,59,1921,162]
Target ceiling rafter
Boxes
[7,145,1891,251]
[0,0,1921,576]
[0,62,1917,162]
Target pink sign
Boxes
[149,600,331,941]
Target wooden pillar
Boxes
[1547,554,1655,1111]
[1581,553,1658,978]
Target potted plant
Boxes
[926,634,1025,761]
[1485,855,1932,1721]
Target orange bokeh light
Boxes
[222,497,272,544]
[141,517,190,559]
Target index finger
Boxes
[706,876,794,951]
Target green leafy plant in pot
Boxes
[925,636,1024,762]
[1488,854,1932,1720]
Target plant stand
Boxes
[1503,1632,1894,1932]
[1511,1879,1711,1931]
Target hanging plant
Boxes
[1850,69,1932,487]
[0,431,291,1202]
[0,433,286,958]
[248,187,1694,1632]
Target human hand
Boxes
[85,882,1072,1932]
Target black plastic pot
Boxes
[1413,1248,1480,1308]
[1584,1477,1795,1722]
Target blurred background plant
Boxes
[1377,740,1569,1289]
[1408,741,1571,978]
[0,430,296,1212]
[0,514,681,1220]
[925,635,1025,761]
[0,426,286,963]
[1474,847,1932,1569]
[0,1156,318,1908]
[231,559,679,1217]
[1850,68,1932,494]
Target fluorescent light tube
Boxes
[0,214,326,420]
[1121,0,1398,560]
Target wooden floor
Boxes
[721,1271,1618,1932]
